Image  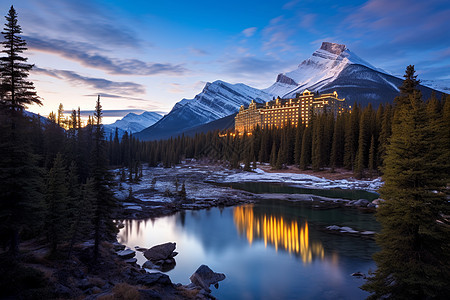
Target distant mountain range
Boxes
[135,81,272,140]
[131,42,447,141]
[104,111,162,138]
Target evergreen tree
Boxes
[362,66,450,299]
[68,177,95,259]
[0,6,40,111]
[44,153,68,253]
[368,135,376,178]
[299,124,312,170]
[90,96,117,262]
[378,104,392,171]
[0,6,44,257]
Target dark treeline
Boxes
[0,5,116,267]
[114,91,447,180]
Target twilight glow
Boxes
[2,0,449,123]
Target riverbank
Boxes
[112,160,382,220]
[0,238,219,299]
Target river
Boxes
[118,189,379,299]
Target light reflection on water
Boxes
[234,205,324,263]
[118,202,376,299]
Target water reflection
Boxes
[233,205,325,263]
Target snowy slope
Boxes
[264,42,385,98]
[104,111,162,139]
[421,79,450,93]
[134,80,272,141]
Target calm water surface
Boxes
[118,198,379,300]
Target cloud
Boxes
[189,47,209,56]
[299,14,316,29]
[262,16,296,53]
[168,83,185,94]
[26,36,187,76]
[282,0,300,10]
[242,27,257,37]
[344,0,450,48]
[83,93,148,102]
[32,67,146,95]
[73,109,166,119]
[22,0,142,48]
[224,56,291,76]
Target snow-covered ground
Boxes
[212,167,383,192]
[111,162,383,213]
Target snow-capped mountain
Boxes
[135,41,445,141]
[264,42,441,107]
[134,80,272,140]
[104,111,162,139]
[264,42,387,98]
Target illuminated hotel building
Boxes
[235,89,346,133]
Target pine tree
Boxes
[0,6,44,257]
[0,6,41,111]
[90,96,117,262]
[44,153,69,253]
[368,135,376,178]
[362,66,450,299]
[68,177,95,259]
[299,125,312,170]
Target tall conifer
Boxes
[0,6,44,257]
[362,66,450,299]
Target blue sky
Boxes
[2,0,449,123]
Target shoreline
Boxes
[112,161,382,221]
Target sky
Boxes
[1,0,449,124]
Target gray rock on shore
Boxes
[189,265,226,293]
[117,249,136,259]
[144,242,176,261]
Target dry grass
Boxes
[98,283,141,300]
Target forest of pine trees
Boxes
[108,101,397,178]
[0,6,117,264]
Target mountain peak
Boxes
[320,42,347,55]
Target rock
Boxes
[372,199,384,205]
[54,283,72,298]
[136,272,172,287]
[117,249,136,259]
[189,265,226,293]
[353,199,370,207]
[351,272,366,279]
[326,225,341,231]
[144,242,176,261]
[142,261,157,269]
[139,289,162,300]
[339,226,358,233]
[124,258,137,264]
[143,258,176,272]
[367,203,377,208]
[360,231,376,235]
[77,278,93,290]
[135,246,148,252]
[112,241,126,251]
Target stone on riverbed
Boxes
[189,265,226,293]
[117,249,136,259]
[144,242,176,261]
[135,272,172,287]
[353,199,370,207]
